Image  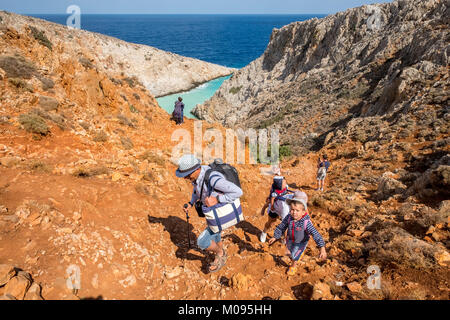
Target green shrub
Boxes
[123,76,140,88]
[256,103,295,129]
[8,78,34,92]
[0,55,36,79]
[30,108,65,130]
[252,143,293,164]
[129,104,139,114]
[18,113,49,135]
[229,86,242,94]
[29,26,52,50]
[279,145,293,159]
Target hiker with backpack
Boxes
[268,191,327,276]
[259,176,293,243]
[316,154,331,192]
[172,97,185,125]
[176,155,243,273]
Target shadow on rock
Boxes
[147,215,211,274]
[291,283,314,300]
[223,233,264,254]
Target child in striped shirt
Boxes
[268,191,327,276]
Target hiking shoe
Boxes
[260,232,267,243]
[209,249,227,273]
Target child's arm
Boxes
[270,196,275,207]
[305,220,326,248]
[306,220,327,260]
[273,215,290,240]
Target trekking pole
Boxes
[184,204,191,249]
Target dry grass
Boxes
[92,130,108,142]
[139,150,166,166]
[120,136,134,150]
[135,183,150,195]
[8,78,34,92]
[18,113,49,135]
[26,160,52,173]
[72,165,109,178]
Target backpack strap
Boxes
[204,169,224,196]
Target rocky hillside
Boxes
[0,5,448,301]
[193,0,448,152]
[0,11,234,98]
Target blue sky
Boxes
[1,0,393,14]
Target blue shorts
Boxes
[286,240,308,261]
[197,227,221,250]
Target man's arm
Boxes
[189,187,199,206]
[209,174,243,203]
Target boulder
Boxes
[0,205,8,215]
[407,165,450,199]
[24,282,43,300]
[312,281,333,300]
[230,273,252,291]
[164,266,183,280]
[38,96,59,111]
[434,250,450,267]
[376,172,406,200]
[0,264,16,286]
[346,282,363,293]
[365,226,444,269]
[0,156,21,168]
[4,273,32,300]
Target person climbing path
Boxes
[176,155,243,273]
[316,154,331,192]
[172,97,185,125]
[259,176,294,243]
[268,191,327,276]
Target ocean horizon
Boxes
[30,14,325,117]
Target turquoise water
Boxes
[156,75,232,119]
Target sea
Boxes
[32,14,325,118]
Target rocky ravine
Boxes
[0,4,449,301]
[193,0,449,152]
[0,11,234,98]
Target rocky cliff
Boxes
[0,5,448,301]
[193,0,449,152]
[0,11,234,98]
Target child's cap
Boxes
[286,191,308,211]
